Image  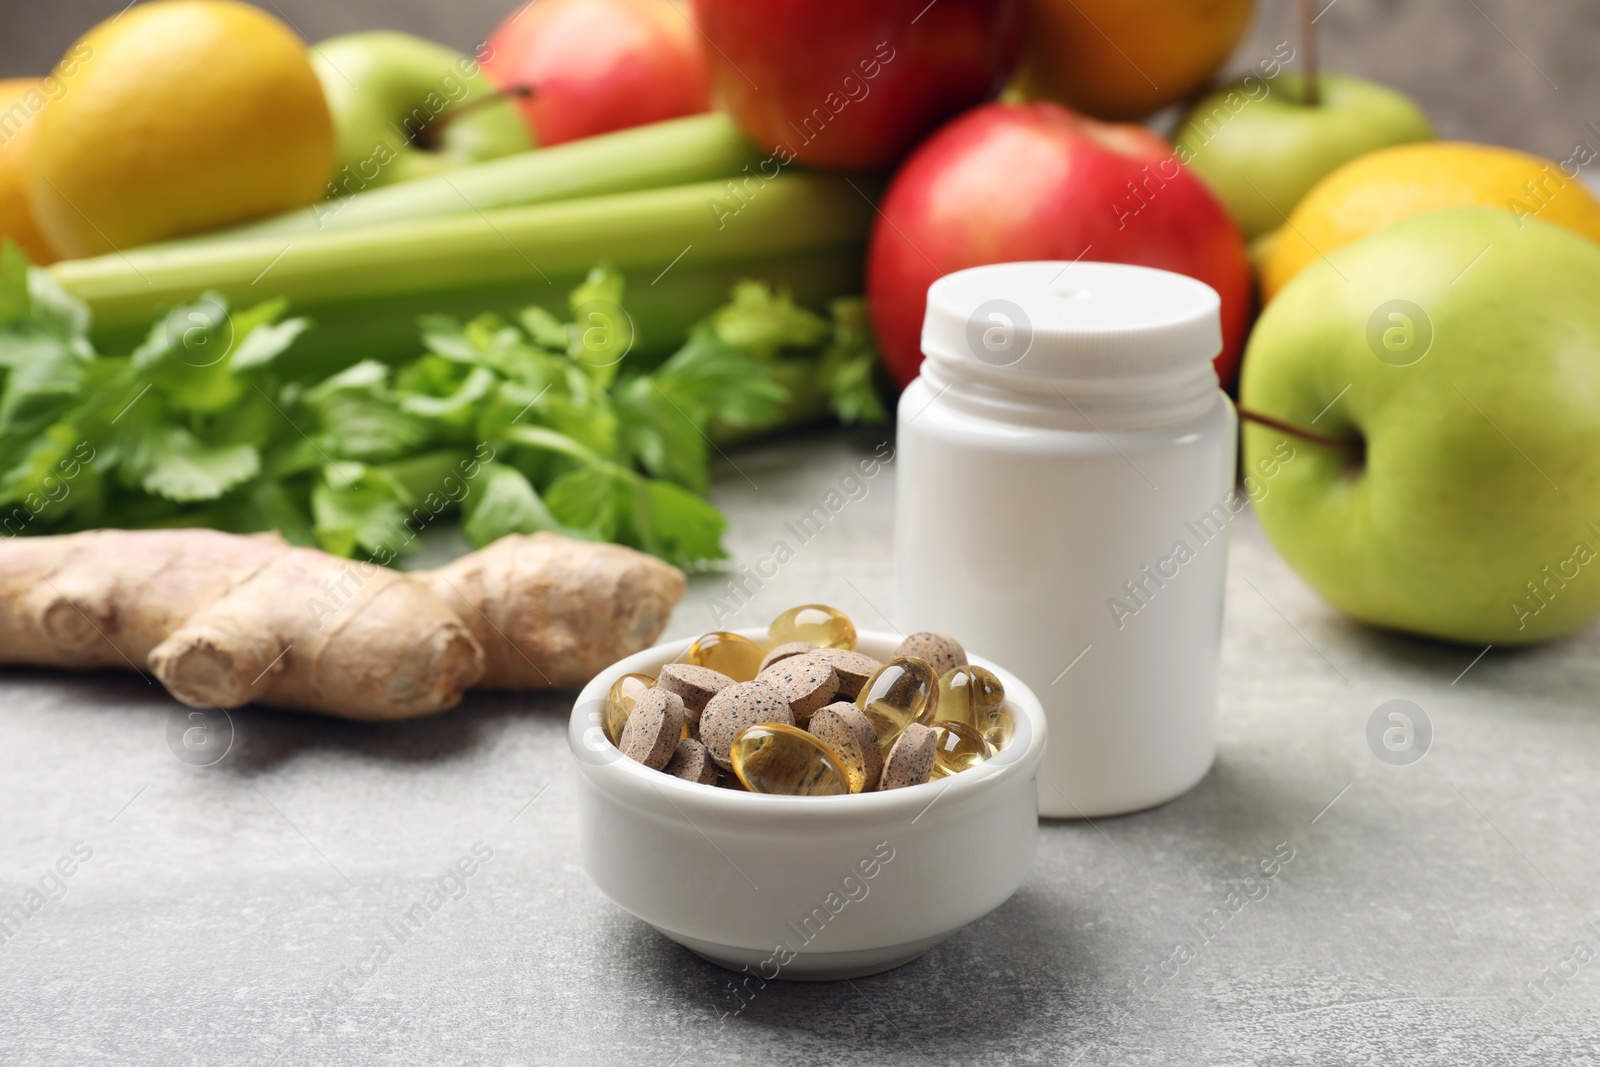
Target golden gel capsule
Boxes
[688,631,766,683]
[937,666,1006,731]
[856,656,939,749]
[983,707,1015,750]
[768,604,857,651]
[603,673,656,745]
[729,723,851,796]
[929,720,996,778]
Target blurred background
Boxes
[2,0,1594,160]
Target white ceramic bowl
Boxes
[567,629,1047,981]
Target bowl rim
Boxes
[567,628,1048,823]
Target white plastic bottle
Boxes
[894,261,1237,818]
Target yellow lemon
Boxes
[28,0,334,259]
[0,77,57,264]
[1261,141,1600,300]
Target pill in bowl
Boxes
[569,605,1047,980]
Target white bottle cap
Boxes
[920,261,1222,383]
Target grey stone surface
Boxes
[2,428,1599,1065]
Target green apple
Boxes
[311,31,533,193]
[1176,73,1433,239]
[1241,207,1600,645]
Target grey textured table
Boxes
[2,428,1597,1066]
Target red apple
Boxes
[483,0,712,147]
[690,0,1023,172]
[867,102,1254,389]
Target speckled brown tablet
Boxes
[808,701,883,793]
[893,632,966,677]
[663,738,719,784]
[759,641,818,673]
[881,723,937,790]
[657,663,735,726]
[618,688,686,770]
[698,680,794,770]
[759,655,840,726]
[804,649,882,701]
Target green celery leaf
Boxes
[0,242,29,325]
[305,359,386,392]
[133,427,260,503]
[545,465,619,540]
[468,326,568,391]
[479,380,547,430]
[223,297,289,341]
[126,294,303,414]
[500,422,606,467]
[230,316,309,371]
[565,265,633,390]
[419,315,481,363]
[620,474,661,559]
[264,433,327,480]
[0,335,90,464]
[399,365,497,424]
[310,464,413,558]
[711,280,830,356]
[567,265,625,316]
[395,352,470,397]
[531,391,619,459]
[212,478,315,544]
[318,403,435,463]
[0,331,71,372]
[0,246,86,345]
[24,269,92,344]
[320,459,367,490]
[380,449,476,503]
[649,326,789,428]
[643,477,727,567]
[819,297,887,424]
[517,305,568,351]
[613,378,709,492]
[826,349,888,424]
[202,387,292,452]
[0,348,85,434]
[463,316,517,356]
[0,425,96,513]
[460,462,568,548]
[131,293,231,371]
[303,360,434,461]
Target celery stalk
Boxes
[166,114,767,245]
[52,174,876,367]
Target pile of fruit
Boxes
[3,0,1600,648]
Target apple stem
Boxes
[413,85,536,149]
[1300,0,1321,106]
[1236,406,1360,454]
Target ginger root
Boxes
[0,529,684,721]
